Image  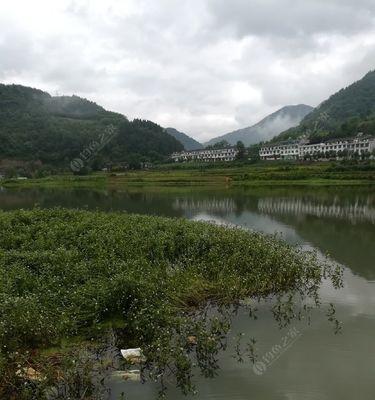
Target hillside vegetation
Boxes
[0,84,183,170]
[274,71,375,143]
[166,127,203,150]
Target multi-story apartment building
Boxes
[259,135,375,160]
[171,147,238,163]
[259,141,301,160]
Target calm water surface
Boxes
[1,185,374,399]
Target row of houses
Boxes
[259,136,375,160]
[171,147,238,163]
[171,135,375,163]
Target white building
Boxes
[259,141,300,160]
[259,136,375,160]
[171,147,238,163]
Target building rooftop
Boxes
[173,147,237,154]
[261,140,300,148]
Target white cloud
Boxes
[1,0,375,141]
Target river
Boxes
[0,185,374,399]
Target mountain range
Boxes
[273,70,375,143]
[165,127,203,150]
[204,104,313,147]
[0,84,183,170]
[1,69,375,172]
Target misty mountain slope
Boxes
[0,84,183,166]
[165,127,203,150]
[273,70,375,143]
[205,104,313,147]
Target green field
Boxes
[2,161,374,188]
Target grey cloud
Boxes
[0,23,38,78]
[0,0,375,141]
[207,0,375,40]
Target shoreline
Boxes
[2,174,374,189]
[1,161,374,189]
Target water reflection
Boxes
[258,196,375,224]
[173,198,237,214]
[0,186,374,280]
[1,185,375,400]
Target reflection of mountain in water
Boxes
[170,190,375,280]
[285,215,375,280]
[254,194,375,280]
[258,197,375,224]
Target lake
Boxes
[1,185,374,399]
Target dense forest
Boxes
[0,84,183,174]
[273,70,375,143]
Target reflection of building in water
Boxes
[258,197,375,224]
[173,198,236,214]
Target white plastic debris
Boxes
[120,348,145,363]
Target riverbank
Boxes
[1,161,374,188]
[0,208,342,399]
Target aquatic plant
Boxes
[0,209,343,398]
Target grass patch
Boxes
[1,174,107,188]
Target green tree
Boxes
[236,140,246,159]
[247,144,261,162]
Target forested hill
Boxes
[165,127,203,150]
[273,70,375,143]
[0,84,183,169]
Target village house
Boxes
[171,147,239,163]
[259,135,375,160]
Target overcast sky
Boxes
[1,0,375,141]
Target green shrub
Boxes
[0,209,342,398]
